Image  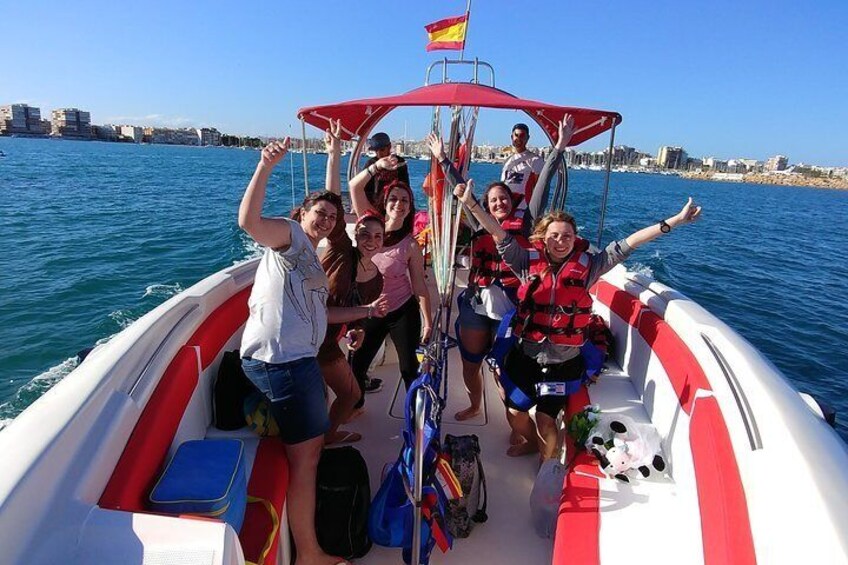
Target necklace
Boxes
[359,257,376,273]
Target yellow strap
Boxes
[244,496,280,565]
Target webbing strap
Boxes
[244,496,280,565]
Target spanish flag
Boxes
[425,14,468,52]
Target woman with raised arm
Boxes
[427,119,575,457]
[238,137,349,565]
[318,120,389,443]
[347,153,433,398]
[455,172,702,460]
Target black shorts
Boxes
[502,344,585,419]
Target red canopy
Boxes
[297,82,621,147]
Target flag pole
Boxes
[459,0,472,61]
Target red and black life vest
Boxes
[468,215,528,291]
[513,238,594,347]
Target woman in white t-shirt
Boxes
[238,137,349,565]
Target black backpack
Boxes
[213,350,255,430]
[443,434,488,538]
[316,446,372,559]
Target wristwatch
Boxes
[659,219,671,233]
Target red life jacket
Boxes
[468,215,528,290]
[514,238,594,347]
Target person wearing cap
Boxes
[362,132,409,208]
[501,123,544,210]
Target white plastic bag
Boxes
[529,459,566,538]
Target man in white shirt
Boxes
[501,123,543,210]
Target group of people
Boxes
[236,117,701,564]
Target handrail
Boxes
[425,57,495,87]
[128,304,199,398]
[701,334,763,450]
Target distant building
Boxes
[92,124,119,141]
[765,155,788,172]
[143,127,199,145]
[727,159,749,174]
[609,145,637,167]
[196,127,221,146]
[739,159,762,173]
[657,146,687,169]
[51,108,92,139]
[0,104,47,135]
[687,157,703,171]
[704,157,728,173]
[119,125,144,143]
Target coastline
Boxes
[681,170,848,191]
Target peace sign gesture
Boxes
[324,119,342,153]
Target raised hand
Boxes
[368,294,390,318]
[672,197,702,227]
[375,155,405,172]
[260,137,290,169]
[426,132,446,161]
[453,179,476,205]
[554,114,576,151]
[324,119,342,153]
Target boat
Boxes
[1,58,847,565]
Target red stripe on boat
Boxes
[637,310,710,414]
[240,439,290,565]
[99,346,200,512]
[690,396,757,565]
[592,280,756,563]
[594,281,710,414]
[552,387,601,565]
[187,286,252,369]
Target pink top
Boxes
[372,235,414,313]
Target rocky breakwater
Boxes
[682,171,848,190]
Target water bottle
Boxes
[529,459,566,538]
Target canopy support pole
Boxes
[301,118,309,195]
[596,122,617,248]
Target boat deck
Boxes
[342,340,552,564]
[329,334,699,563]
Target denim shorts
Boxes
[241,356,330,444]
[456,289,502,333]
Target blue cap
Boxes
[367,132,391,150]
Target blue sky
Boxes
[2,0,846,165]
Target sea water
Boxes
[1,137,847,441]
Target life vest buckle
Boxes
[536,382,568,397]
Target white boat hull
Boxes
[1,257,846,564]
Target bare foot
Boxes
[344,407,365,423]
[297,549,350,565]
[454,406,481,421]
[509,430,523,446]
[507,440,539,457]
[325,430,362,445]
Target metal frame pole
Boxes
[459,0,472,62]
[596,122,617,248]
[300,118,309,195]
[411,389,427,565]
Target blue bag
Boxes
[149,439,247,532]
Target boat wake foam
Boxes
[0,356,79,432]
[142,282,184,299]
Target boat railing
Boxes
[425,57,495,87]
